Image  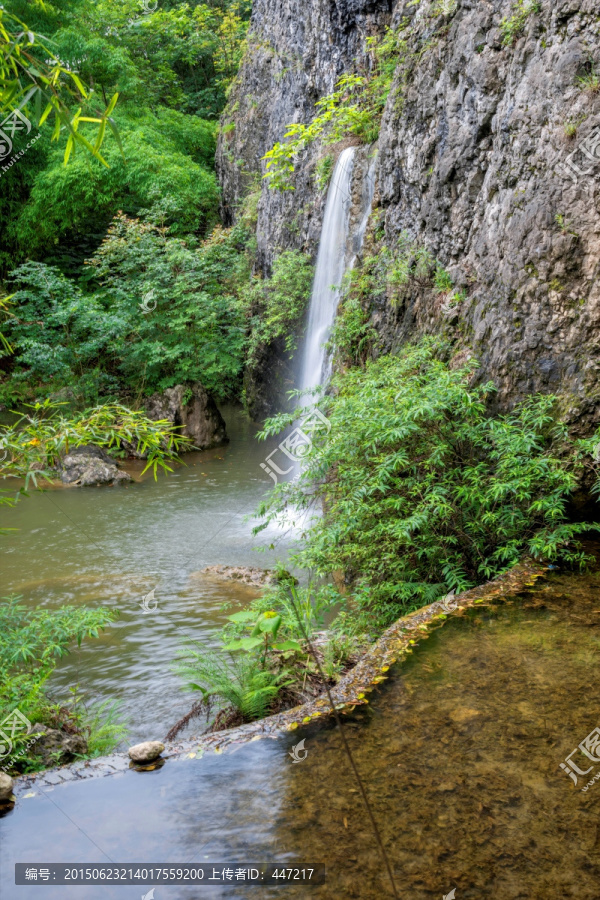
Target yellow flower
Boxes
[27,439,41,446]
[263,610,278,618]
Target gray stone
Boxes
[128,741,165,764]
[144,384,227,450]
[60,445,132,487]
[0,772,13,801]
[29,724,88,766]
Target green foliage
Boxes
[262,26,405,190]
[15,110,219,257]
[328,269,378,368]
[256,339,597,627]
[64,691,129,757]
[315,153,334,191]
[2,210,256,403]
[577,71,600,94]
[346,231,463,313]
[245,250,313,359]
[173,644,292,722]
[0,0,250,276]
[500,0,541,47]
[224,609,302,659]
[0,7,120,166]
[0,596,118,772]
[85,213,252,399]
[1,261,124,405]
[0,398,191,480]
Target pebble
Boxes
[128,741,165,764]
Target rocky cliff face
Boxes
[218,0,600,427]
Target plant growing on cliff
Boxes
[500,0,541,47]
[255,339,596,627]
[262,26,406,190]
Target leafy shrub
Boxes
[87,213,251,399]
[3,209,256,403]
[0,596,118,773]
[173,644,292,723]
[256,339,598,627]
[1,261,125,406]
[0,398,191,480]
[245,250,314,360]
[14,110,219,258]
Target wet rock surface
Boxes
[219,0,600,426]
[60,445,132,487]
[144,383,227,450]
[198,565,277,586]
[28,724,87,767]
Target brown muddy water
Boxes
[0,407,298,742]
[1,566,600,898]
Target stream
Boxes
[1,566,600,898]
[0,407,294,742]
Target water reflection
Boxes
[2,570,600,898]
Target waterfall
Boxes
[298,146,357,393]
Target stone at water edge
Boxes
[128,741,165,764]
[0,772,14,801]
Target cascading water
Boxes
[298,146,357,393]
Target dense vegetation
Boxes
[257,340,600,628]
[0,0,296,409]
[2,0,598,753]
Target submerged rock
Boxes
[198,565,298,586]
[29,724,87,766]
[144,383,227,450]
[199,565,274,586]
[0,773,13,801]
[128,741,165,764]
[60,445,132,487]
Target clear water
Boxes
[2,568,600,898]
[0,407,295,743]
